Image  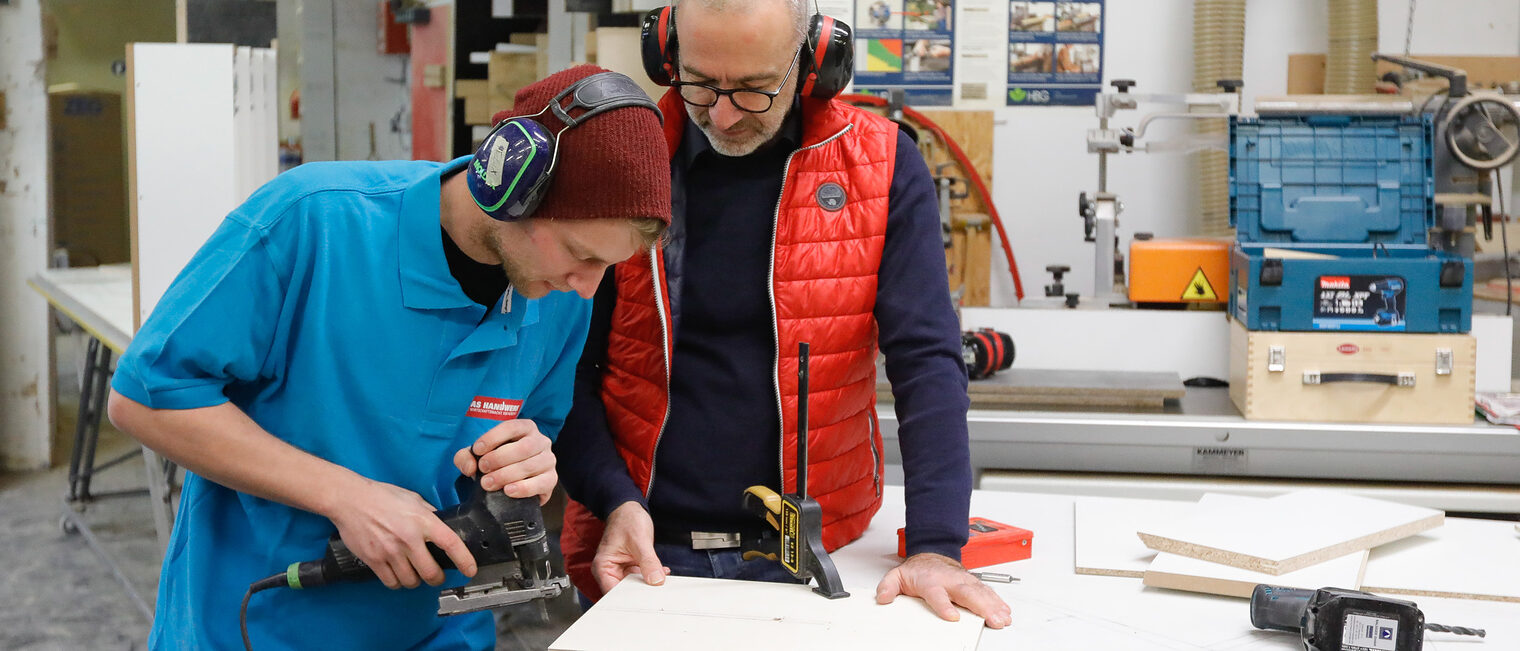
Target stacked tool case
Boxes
[1225,113,1476,424]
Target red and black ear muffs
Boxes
[799,13,853,100]
[640,6,854,101]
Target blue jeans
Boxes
[578,542,801,610]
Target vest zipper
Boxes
[644,246,674,496]
[868,410,882,498]
[769,123,854,493]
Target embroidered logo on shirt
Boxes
[815,183,847,212]
[467,396,523,421]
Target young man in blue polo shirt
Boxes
[106,66,669,649]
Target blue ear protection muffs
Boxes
[640,4,854,100]
[467,71,661,221]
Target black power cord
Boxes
[1495,171,1514,316]
[241,572,290,651]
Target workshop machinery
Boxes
[1254,54,1520,277]
[1078,78,1241,305]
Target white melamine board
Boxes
[130,43,239,330]
[550,575,984,651]
[1144,549,1368,599]
[1072,496,1192,578]
[235,46,255,201]
[1136,490,1443,576]
[1362,517,1520,603]
[1472,314,1513,393]
[258,49,279,184]
[960,307,1231,381]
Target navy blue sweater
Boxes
[554,107,972,560]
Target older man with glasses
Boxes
[553,0,1013,628]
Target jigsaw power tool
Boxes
[239,470,569,650]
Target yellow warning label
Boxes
[1182,267,1218,301]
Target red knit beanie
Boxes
[490,65,670,226]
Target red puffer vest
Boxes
[561,90,898,600]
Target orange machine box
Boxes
[897,517,1033,569]
[1128,236,1231,304]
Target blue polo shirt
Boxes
[111,158,590,650]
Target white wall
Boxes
[299,0,412,161]
[0,0,55,469]
[987,0,1520,307]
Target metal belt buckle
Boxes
[689,531,741,550]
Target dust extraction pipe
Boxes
[1326,0,1378,94]
[1193,0,1246,237]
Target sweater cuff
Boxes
[904,531,967,563]
[589,481,648,521]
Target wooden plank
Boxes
[551,575,984,651]
[487,51,539,113]
[961,215,991,306]
[1475,277,1520,303]
[1286,53,1326,94]
[1136,490,1444,576]
[1287,54,1520,96]
[1363,517,1520,603]
[879,368,1184,410]
[592,27,665,101]
[965,368,1184,410]
[454,79,491,126]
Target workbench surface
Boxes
[838,487,1519,650]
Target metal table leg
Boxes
[58,334,178,623]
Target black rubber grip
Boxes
[1318,373,1399,385]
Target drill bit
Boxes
[1425,622,1486,638]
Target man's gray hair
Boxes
[671,0,810,47]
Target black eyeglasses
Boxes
[672,47,803,114]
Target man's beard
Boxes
[484,230,539,298]
[691,108,783,157]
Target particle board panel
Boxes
[550,575,984,651]
[1136,490,1444,576]
[1362,517,1520,603]
[879,368,1184,410]
[965,368,1184,410]
[1144,549,1368,599]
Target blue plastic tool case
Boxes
[1230,114,1433,246]
[1230,245,1471,333]
[1228,114,1472,333]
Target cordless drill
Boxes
[239,472,569,650]
[1249,584,1484,651]
[1370,278,1404,326]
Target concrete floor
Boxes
[0,333,581,650]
